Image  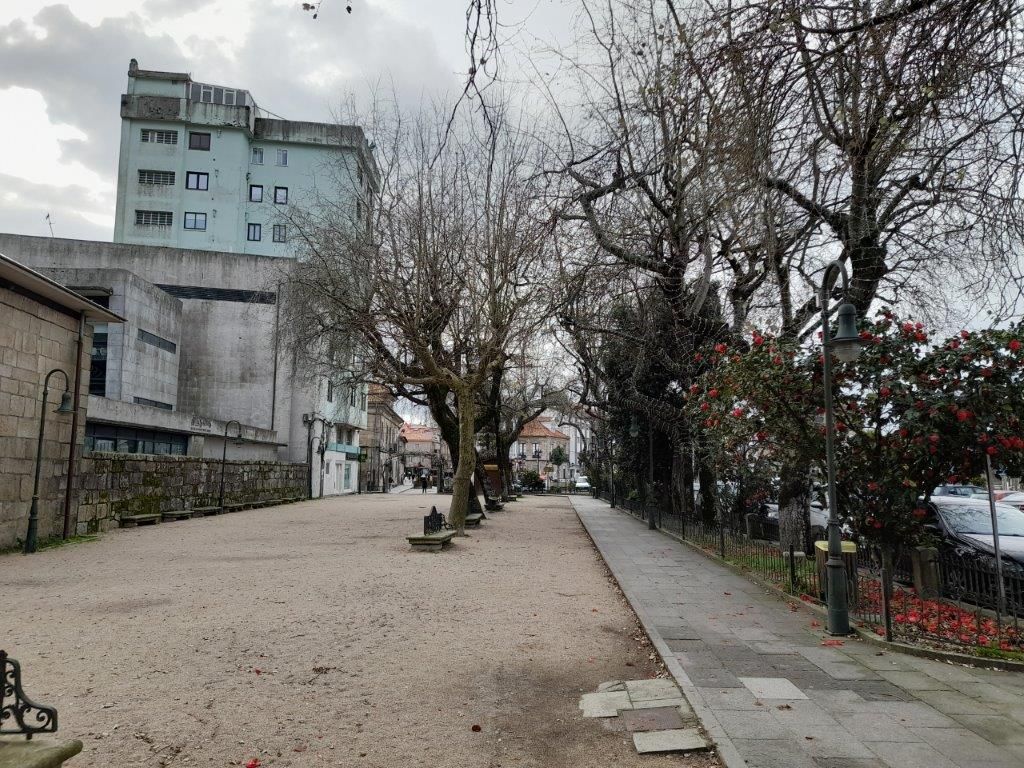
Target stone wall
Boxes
[0,284,90,550]
[75,454,307,533]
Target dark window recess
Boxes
[274,186,288,204]
[183,212,207,231]
[189,132,211,150]
[273,224,287,243]
[89,331,107,396]
[133,396,174,411]
[137,328,177,353]
[247,223,261,241]
[327,380,334,402]
[140,129,177,144]
[154,284,277,305]
[85,423,187,455]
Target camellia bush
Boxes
[685,313,1024,546]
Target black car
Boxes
[920,496,1024,608]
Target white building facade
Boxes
[114,59,374,258]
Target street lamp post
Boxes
[218,420,243,511]
[24,369,75,554]
[819,260,864,636]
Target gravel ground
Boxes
[2,494,718,768]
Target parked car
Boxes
[920,496,1024,609]
[764,502,832,541]
[575,475,591,491]
[994,491,1024,510]
[932,484,989,499]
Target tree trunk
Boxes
[427,386,485,517]
[778,460,811,554]
[448,386,476,533]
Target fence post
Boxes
[718,521,726,559]
[789,545,796,594]
[881,548,893,642]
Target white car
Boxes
[574,476,591,491]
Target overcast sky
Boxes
[0,0,576,242]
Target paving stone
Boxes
[813,759,887,768]
[694,686,765,710]
[715,709,788,740]
[631,697,693,716]
[632,727,709,754]
[619,706,687,732]
[687,668,744,687]
[796,730,877,760]
[625,678,681,702]
[845,680,915,702]
[597,680,625,692]
[956,715,1024,746]
[912,689,998,715]
[579,691,630,717]
[739,677,809,700]
[876,670,950,691]
[865,740,960,768]
[907,726,1020,764]
[729,738,819,768]
[838,713,923,743]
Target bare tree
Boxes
[285,100,555,531]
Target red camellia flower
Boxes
[949,340,961,350]
[913,507,927,519]
[708,388,720,399]
[898,428,909,438]
[1010,339,1022,352]
[928,434,940,444]
[772,355,782,365]
[859,330,873,340]
[731,407,744,418]
[956,409,972,422]
[961,330,970,339]
[867,481,880,491]
[987,446,999,456]
[753,335,764,346]
[714,343,727,353]
[879,386,891,398]
[689,384,700,394]
[694,352,703,361]
[755,431,768,441]
[700,402,710,412]
[901,322,914,334]
[914,331,927,342]
[873,519,883,529]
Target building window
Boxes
[140,129,177,144]
[133,396,174,411]
[274,186,288,204]
[327,380,334,402]
[188,132,211,150]
[137,328,177,353]
[183,212,207,231]
[276,148,288,166]
[200,84,214,103]
[273,224,287,243]
[85,423,187,455]
[249,185,263,202]
[185,172,209,190]
[135,210,172,226]
[138,169,175,185]
[247,223,261,241]
[89,331,107,396]
[251,147,264,164]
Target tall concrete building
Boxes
[113,59,375,257]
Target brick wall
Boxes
[75,454,307,532]
[0,285,89,550]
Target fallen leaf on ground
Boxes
[821,639,844,647]
[245,760,261,768]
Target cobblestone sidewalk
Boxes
[573,495,1024,768]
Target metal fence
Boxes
[599,490,1024,656]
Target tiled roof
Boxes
[400,423,437,442]
[520,418,569,440]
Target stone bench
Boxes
[119,513,161,527]
[464,512,484,528]
[191,506,221,516]
[0,737,82,768]
[161,510,192,522]
[407,530,456,551]
[222,502,246,513]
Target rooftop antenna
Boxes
[45,212,54,237]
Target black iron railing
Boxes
[1,650,59,739]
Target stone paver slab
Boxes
[739,676,809,700]
[632,728,709,754]
[619,706,687,732]
[625,678,682,702]
[579,691,630,717]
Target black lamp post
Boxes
[819,260,864,635]
[217,420,243,511]
[24,369,74,554]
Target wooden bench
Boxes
[161,510,192,522]
[119,513,161,527]
[191,506,221,516]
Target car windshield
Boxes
[937,503,1024,537]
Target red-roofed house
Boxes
[512,417,570,480]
